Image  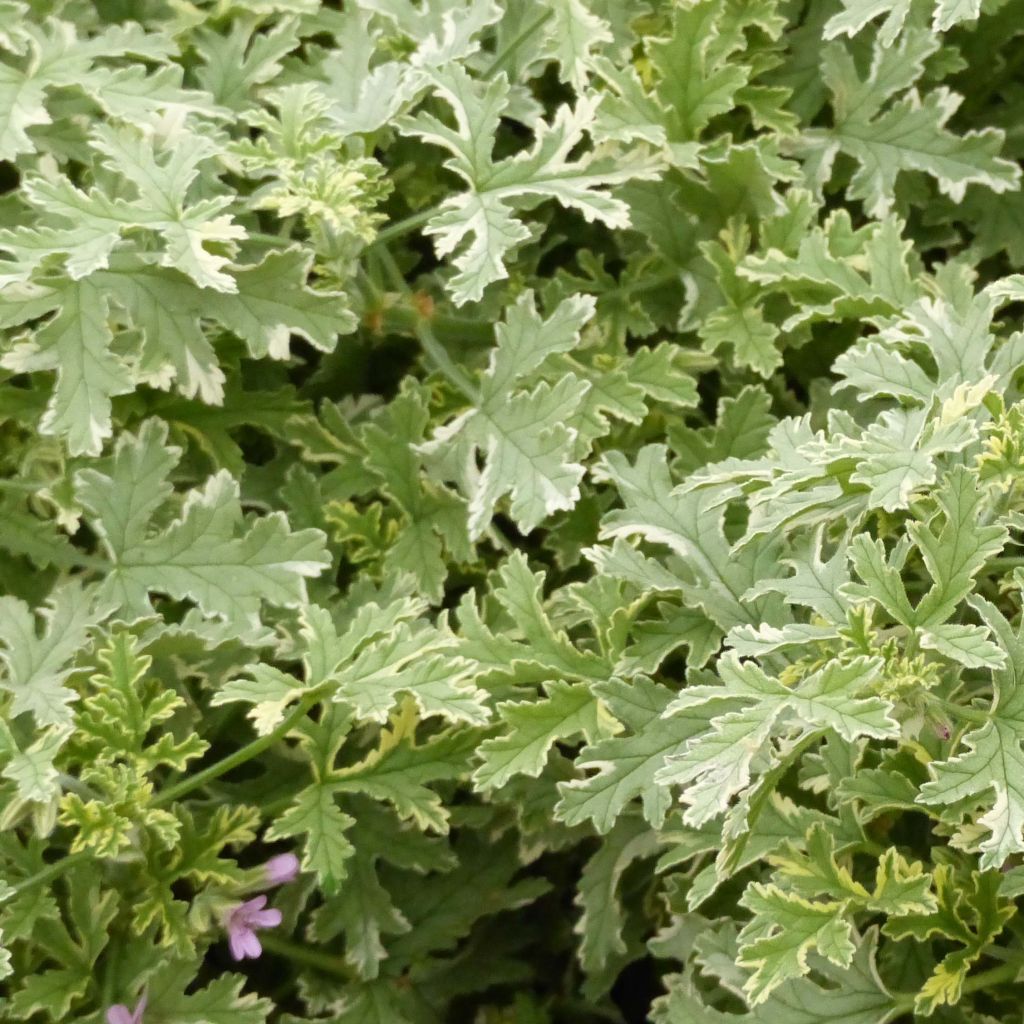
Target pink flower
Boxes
[225,895,282,960]
[107,995,146,1024]
[263,852,300,885]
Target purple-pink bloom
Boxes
[263,852,300,885]
[225,895,282,960]
[107,994,146,1024]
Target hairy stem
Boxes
[259,932,355,978]
[371,302,493,347]
[482,9,554,80]
[153,691,323,807]
[372,247,481,401]
[373,206,438,246]
[10,849,91,897]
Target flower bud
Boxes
[263,851,300,885]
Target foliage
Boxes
[3,1,1024,1022]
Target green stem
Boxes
[258,932,354,979]
[482,8,554,80]
[373,206,438,246]
[933,698,991,725]
[986,556,1024,569]
[416,318,482,401]
[153,691,322,807]
[374,302,493,347]
[10,849,91,897]
[960,960,1024,995]
[372,247,481,401]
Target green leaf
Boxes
[212,664,308,736]
[75,420,330,631]
[301,596,488,725]
[919,596,1024,868]
[882,866,1014,1014]
[825,0,982,45]
[0,278,130,455]
[542,0,612,89]
[908,466,1007,627]
[750,927,899,1024]
[0,582,93,728]
[311,827,412,979]
[74,630,207,772]
[475,680,608,790]
[647,2,751,143]
[658,656,897,825]
[487,550,610,680]
[3,123,242,290]
[769,825,936,917]
[265,782,356,895]
[743,530,851,624]
[805,31,1019,217]
[556,676,711,833]
[2,726,70,804]
[0,253,349,455]
[11,967,90,1020]
[738,884,855,1006]
[575,814,659,978]
[596,445,777,631]
[421,292,596,538]
[335,718,477,833]
[145,958,273,1023]
[0,17,178,160]
[739,213,917,332]
[399,66,660,304]
[358,388,469,601]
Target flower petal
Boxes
[132,995,148,1024]
[251,907,283,928]
[107,1007,135,1024]
[240,928,262,959]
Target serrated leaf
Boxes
[0,582,93,728]
[265,783,356,895]
[825,0,981,45]
[658,655,897,826]
[575,814,659,978]
[399,67,659,304]
[420,292,596,538]
[475,680,606,790]
[750,927,899,1024]
[145,958,273,1023]
[738,884,855,1006]
[0,278,130,455]
[335,722,476,833]
[919,596,1024,868]
[75,420,330,631]
[556,676,712,833]
[806,32,1019,216]
[883,865,1014,1014]
[596,444,777,631]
